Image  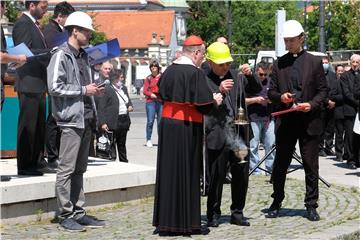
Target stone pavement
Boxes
[1,176,359,240]
[1,95,359,239]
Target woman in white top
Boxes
[98,69,133,162]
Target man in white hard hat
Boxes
[47,11,105,232]
[267,20,327,221]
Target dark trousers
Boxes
[272,119,320,208]
[319,110,335,151]
[206,147,249,220]
[351,132,360,164]
[45,98,60,163]
[110,128,128,162]
[334,119,345,158]
[17,92,46,171]
[343,116,355,161]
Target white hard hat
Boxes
[282,20,304,38]
[64,11,94,31]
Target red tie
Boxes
[35,21,47,48]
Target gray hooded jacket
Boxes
[47,42,96,129]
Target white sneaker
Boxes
[146,140,153,148]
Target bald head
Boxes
[217,36,228,45]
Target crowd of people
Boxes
[1,0,359,235]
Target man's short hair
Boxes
[53,1,74,18]
[256,61,268,72]
[182,45,203,54]
[335,64,343,72]
[25,1,40,9]
[0,1,5,8]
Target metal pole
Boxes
[227,1,233,53]
[304,1,308,50]
[319,0,326,53]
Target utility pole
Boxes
[319,0,326,53]
[227,1,233,53]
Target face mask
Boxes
[323,63,329,72]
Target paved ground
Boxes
[1,176,359,240]
[1,95,359,239]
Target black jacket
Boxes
[43,19,63,49]
[328,76,344,119]
[12,14,50,93]
[98,84,133,130]
[340,69,360,117]
[205,69,261,150]
[268,51,328,136]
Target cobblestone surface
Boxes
[1,176,359,240]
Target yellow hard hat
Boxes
[206,42,233,64]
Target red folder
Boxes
[271,105,306,117]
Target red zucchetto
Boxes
[183,35,204,46]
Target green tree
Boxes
[304,1,360,51]
[4,0,22,23]
[187,1,300,63]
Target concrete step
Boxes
[0,157,156,223]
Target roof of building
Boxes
[93,11,175,49]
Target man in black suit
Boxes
[43,1,74,169]
[12,0,51,176]
[318,56,337,157]
[267,20,327,221]
[340,54,360,169]
[204,42,261,228]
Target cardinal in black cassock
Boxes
[152,35,222,236]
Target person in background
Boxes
[47,11,105,232]
[98,69,133,162]
[12,0,55,175]
[143,60,162,148]
[153,35,223,236]
[335,64,344,80]
[340,54,360,169]
[267,20,327,221]
[318,56,337,157]
[330,64,346,162]
[246,61,275,176]
[43,1,74,170]
[43,1,74,48]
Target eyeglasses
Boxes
[258,73,267,77]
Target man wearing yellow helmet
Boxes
[204,42,261,227]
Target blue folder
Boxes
[7,43,34,57]
[84,39,121,65]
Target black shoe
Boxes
[306,207,320,221]
[38,166,57,174]
[1,176,11,181]
[319,150,327,157]
[75,215,105,228]
[18,169,44,176]
[335,155,343,162]
[266,202,281,218]
[230,215,250,226]
[207,217,219,227]
[47,160,59,169]
[324,149,335,156]
[59,218,86,232]
[347,162,357,169]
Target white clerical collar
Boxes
[173,56,196,67]
[23,12,36,23]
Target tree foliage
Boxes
[187,1,300,62]
[306,1,360,51]
[186,0,360,62]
